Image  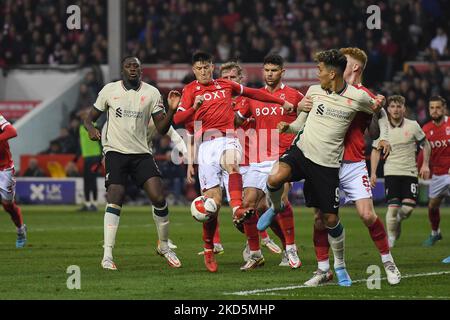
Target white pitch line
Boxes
[223,271,450,296]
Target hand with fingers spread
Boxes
[377,140,391,159]
[371,94,386,113]
[167,90,181,111]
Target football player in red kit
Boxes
[235,54,303,269]
[0,114,26,248]
[174,51,293,272]
[420,96,449,246]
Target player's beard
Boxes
[432,114,444,123]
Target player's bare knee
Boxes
[106,185,125,205]
[323,213,339,228]
[314,214,326,230]
[359,209,377,226]
[428,198,441,210]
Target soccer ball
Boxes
[191,196,217,222]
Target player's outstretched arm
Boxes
[0,124,17,142]
[279,112,309,134]
[83,107,102,141]
[231,82,294,111]
[419,139,431,179]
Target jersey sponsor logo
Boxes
[201,90,226,101]
[255,106,285,116]
[115,107,143,119]
[316,104,325,115]
[430,139,450,148]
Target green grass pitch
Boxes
[0,205,449,300]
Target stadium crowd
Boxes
[1,0,449,203]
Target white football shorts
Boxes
[429,174,450,199]
[0,168,16,201]
[339,161,372,203]
[197,137,242,192]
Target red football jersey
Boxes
[178,79,244,136]
[238,84,303,162]
[422,116,450,175]
[342,84,376,162]
[0,115,15,170]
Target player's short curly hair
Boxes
[220,61,243,77]
[314,49,347,74]
[429,95,447,106]
[263,54,284,68]
[339,47,368,70]
[387,95,406,106]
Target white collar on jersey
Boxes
[265,83,285,90]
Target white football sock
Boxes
[153,204,169,251]
[386,205,399,239]
[103,204,121,260]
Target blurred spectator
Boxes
[430,27,448,56]
[42,140,63,154]
[22,158,45,177]
[154,135,185,204]
[65,161,80,177]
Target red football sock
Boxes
[244,214,260,251]
[277,201,295,245]
[203,216,218,250]
[3,202,23,228]
[313,226,330,262]
[228,173,243,209]
[259,229,269,239]
[428,208,440,232]
[272,215,286,248]
[213,219,221,244]
[368,217,390,255]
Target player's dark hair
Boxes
[121,56,140,66]
[429,95,447,106]
[314,49,347,75]
[263,54,284,68]
[192,51,213,65]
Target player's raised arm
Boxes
[173,89,200,125]
[153,92,178,135]
[229,80,294,112]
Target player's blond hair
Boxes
[340,47,368,70]
[220,61,243,78]
[387,95,406,106]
